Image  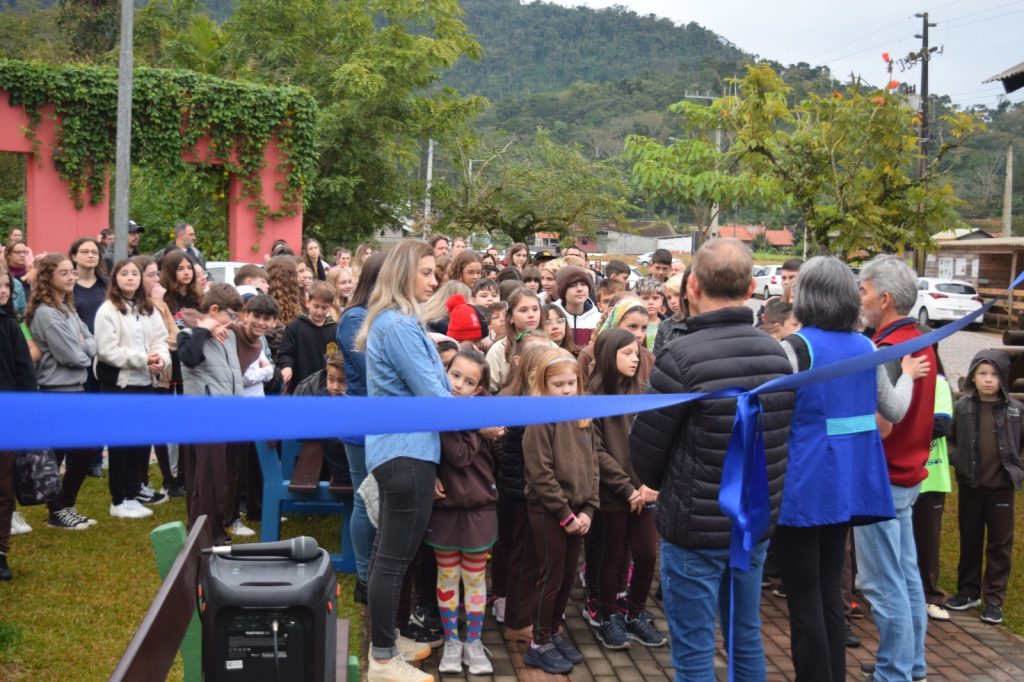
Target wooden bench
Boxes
[255,440,357,573]
[288,440,356,496]
[111,517,358,681]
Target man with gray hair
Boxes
[630,238,793,679]
[154,223,206,268]
[856,254,936,682]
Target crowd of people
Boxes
[0,228,1020,682]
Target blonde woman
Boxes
[356,240,452,682]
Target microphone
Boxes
[210,536,320,562]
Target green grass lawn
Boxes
[2,465,1021,681]
[0,466,361,681]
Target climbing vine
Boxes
[0,59,318,232]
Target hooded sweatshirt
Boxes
[278,313,339,393]
[554,265,600,347]
[950,349,1024,490]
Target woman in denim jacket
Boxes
[355,240,452,682]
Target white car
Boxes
[754,264,784,299]
[911,277,983,327]
[637,251,654,266]
[204,261,257,287]
[627,267,644,287]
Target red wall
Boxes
[1,89,301,261]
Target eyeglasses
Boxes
[226,310,239,322]
[543,318,564,328]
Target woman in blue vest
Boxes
[774,256,930,681]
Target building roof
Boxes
[937,237,1024,249]
[932,228,994,240]
[718,225,755,241]
[983,60,1024,94]
[765,229,794,247]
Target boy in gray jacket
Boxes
[177,284,244,544]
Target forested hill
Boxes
[440,0,749,101]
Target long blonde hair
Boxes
[529,347,589,427]
[420,280,471,323]
[355,240,433,351]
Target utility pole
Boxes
[913,12,938,181]
[423,138,434,237]
[1004,144,1014,238]
[113,0,134,262]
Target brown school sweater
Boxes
[594,413,641,512]
[523,420,600,521]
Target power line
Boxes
[943,0,1024,25]
[946,6,1024,29]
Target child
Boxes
[554,265,600,347]
[595,278,624,313]
[435,338,460,366]
[521,266,542,295]
[487,303,506,341]
[542,303,579,357]
[279,280,339,393]
[235,294,279,398]
[663,274,683,316]
[94,258,171,517]
[522,348,599,674]
[946,350,1024,624]
[485,287,541,392]
[578,297,654,386]
[177,283,245,545]
[759,299,800,341]
[0,265,38,581]
[584,328,666,649]
[427,350,502,675]
[472,278,500,307]
[293,352,351,487]
[633,278,665,350]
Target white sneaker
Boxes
[492,596,506,623]
[438,638,463,674]
[225,519,256,537]
[394,631,431,662]
[124,499,154,517]
[462,639,493,675]
[927,603,950,621]
[11,511,32,535]
[110,502,146,519]
[366,654,432,682]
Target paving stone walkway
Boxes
[381,575,1024,681]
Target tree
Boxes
[56,0,119,61]
[626,64,985,257]
[434,130,632,245]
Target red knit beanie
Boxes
[446,294,483,341]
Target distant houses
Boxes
[532,222,798,256]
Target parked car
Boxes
[911,277,983,327]
[637,251,654,266]
[754,264,784,298]
[628,267,644,287]
[204,261,256,287]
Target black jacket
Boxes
[950,349,1024,490]
[629,306,793,549]
[495,425,526,500]
[278,314,339,393]
[0,308,37,391]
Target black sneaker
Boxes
[353,579,367,605]
[523,641,573,674]
[981,603,1004,624]
[399,620,443,648]
[136,485,168,506]
[845,619,860,648]
[860,663,925,681]
[410,603,443,639]
[944,593,981,611]
[596,613,630,649]
[624,614,666,647]
[580,596,600,628]
[88,465,104,478]
[551,633,583,664]
[0,553,11,581]
[165,483,186,498]
[47,508,88,530]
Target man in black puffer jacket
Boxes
[629,238,793,681]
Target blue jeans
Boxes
[853,484,927,682]
[661,539,768,681]
[343,442,376,583]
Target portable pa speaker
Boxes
[199,538,338,681]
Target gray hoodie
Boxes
[28,304,96,391]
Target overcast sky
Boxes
[547,0,1023,108]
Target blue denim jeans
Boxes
[661,539,768,682]
[853,483,927,682]
[343,442,376,583]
